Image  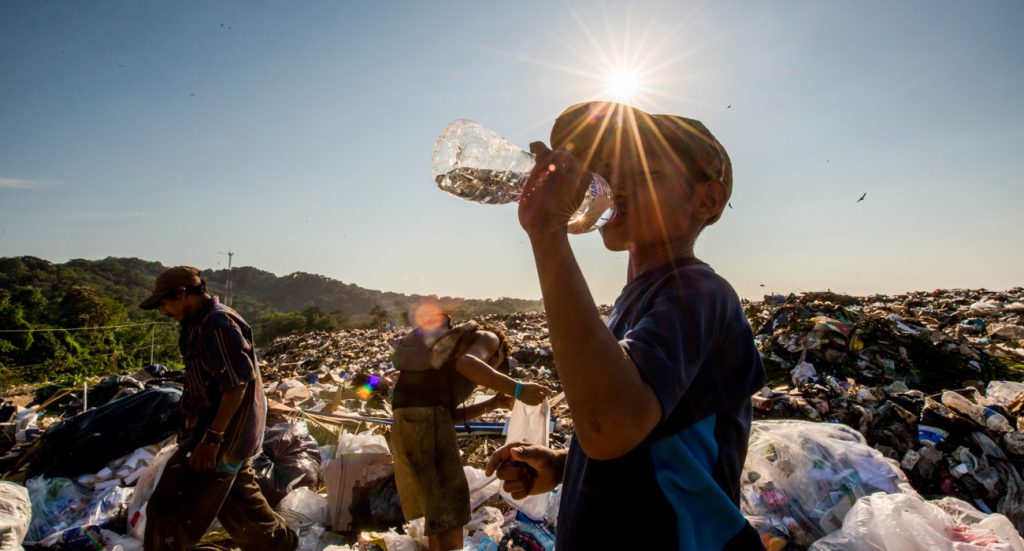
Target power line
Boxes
[0,342,173,372]
[0,321,171,334]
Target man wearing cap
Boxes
[139,266,296,550]
[486,102,766,550]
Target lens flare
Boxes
[356,374,382,401]
[409,299,446,332]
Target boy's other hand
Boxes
[519,142,589,239]
[518,382,551,406]
[494,393,515,410]
[485,442,564,499]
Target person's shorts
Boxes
[391,406,470,536]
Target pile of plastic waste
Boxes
[1,288,1022,550]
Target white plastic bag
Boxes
[336,429,390,456]
[810,493,1024,551]
[464,466,501,511]
[126,443,177,539]
[0,481,31,550]
[504,399,550,448]
[276,487,329,532]
[500,399,555,521]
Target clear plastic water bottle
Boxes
[432,119,615,234]
[941,390,1011,432]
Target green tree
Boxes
[369,304,390,328]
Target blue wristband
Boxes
[514,382,522,401]
[217,461,242,475]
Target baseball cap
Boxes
[551,101,732,225]
[139,266,202,310]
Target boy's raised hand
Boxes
[519,142,590,238]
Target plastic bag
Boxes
[465,506,504,547]
[26,477,133,545]
[0,481,31,550]
[810,493,1024,550]
[504,399,550,448]
[499,399,553,521]
[296,523,326,551]
[276,487,329,532]
[741,420,911,546]
[984,381,1024,408]
[36,525,142,550]
[336,429,390,456]
[29,387,182,479]
[84,375,145,409]
[253,421,323,507]
[465,466,501,511]
[126,443,178,540]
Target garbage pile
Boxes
[747,288,1024,392]
[0,288,1021,550]
[743,289,1024,544]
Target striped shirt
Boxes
[178,297,267,460]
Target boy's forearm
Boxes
[456,355,517,395]
[455,395,501,423]
[528,232,660,459]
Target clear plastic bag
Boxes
[0,481,31,549]
[741,420,912,546]
[26,476,133,545]
[810,493,1024,551]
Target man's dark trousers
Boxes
[144,444,297,550]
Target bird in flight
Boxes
[856,192,867,203]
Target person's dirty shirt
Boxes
[556,257,767,550]
[178,297,267,460]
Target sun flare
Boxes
[606,67,641,102]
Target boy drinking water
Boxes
[487,101,766,550]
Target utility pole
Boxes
[227,251,234,306]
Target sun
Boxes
[606,67,641,102]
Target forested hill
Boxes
[0,256,542,321]
[0,256,542,385]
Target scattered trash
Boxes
[4,288,1023,548]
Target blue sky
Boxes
[2,1,1022,304]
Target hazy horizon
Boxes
[3,2,1022,304]
[5,253,1021,305]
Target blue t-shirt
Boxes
[555,258,766,550]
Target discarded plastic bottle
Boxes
[941,390,1012,432]
[432,119,615,234]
